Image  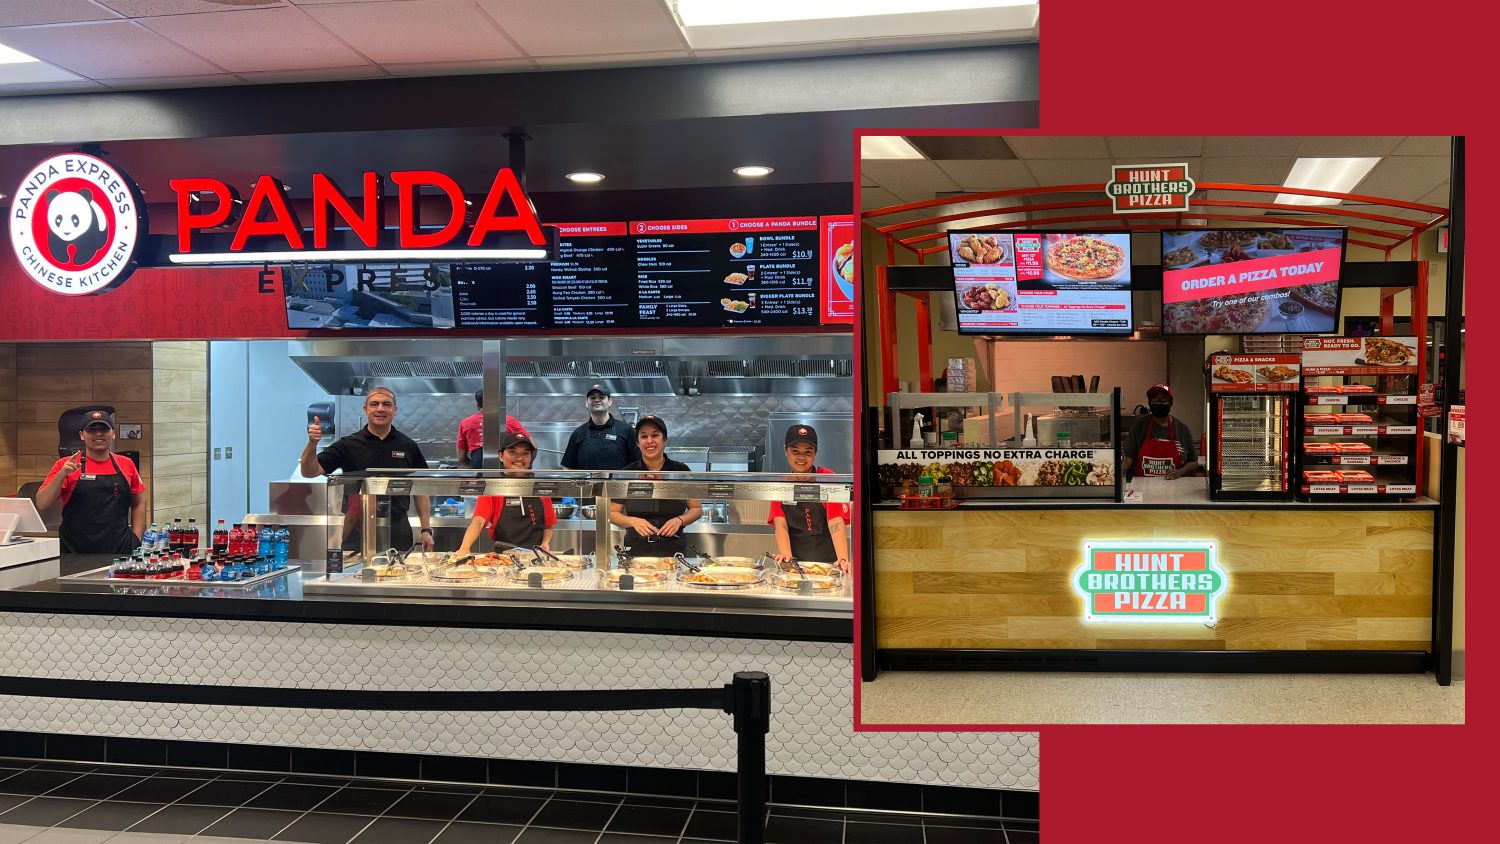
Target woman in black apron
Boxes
[454,432,556,556]
[608,415,701,556]
[35,411,145,554]
[770,425,849,569]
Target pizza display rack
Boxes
[1297,370,1419,500]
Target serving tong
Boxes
[690,544,724,567]
[673,552,703,574]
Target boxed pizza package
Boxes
[1335,442,1373,454]
[1304,470,1342,483]
[1335,413,1373,423]
[1342,384,1376,394]
[1336,470,1375,484]
[1304,386,1343,395]
[1305,414,1340,424]
[1304,443,1340,455]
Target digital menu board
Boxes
[1161,228,1346,335]
[950,231,1133,335]
[455,217,828,331]
[283,264,456,330]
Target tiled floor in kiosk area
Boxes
[0,761,1037,844]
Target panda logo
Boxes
[46,187,110,267]
[9,152,143,295]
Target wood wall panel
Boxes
[874,507,1434,652]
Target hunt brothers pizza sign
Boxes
[1073,541,1227,623]
[1104,163,1195,213]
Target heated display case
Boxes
[1298,337,1421,500]
[1209,394,1294,500]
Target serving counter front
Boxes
[865,475,1441,677]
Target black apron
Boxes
[782,501,838,563]
[59,453,141,554]
[492,496,547,549]
[621,494,688,555]
[343,498,414,554]
[577,424,630,470]
[467,448,483,467]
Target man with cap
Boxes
[1121,383,1200,481]
[560,385,639,471]
[770,425,850,570]
[609,415,700,556]
[454,431,555,557]
[456,390,529,468]
[300,386,434,552]
[36,410,147,553]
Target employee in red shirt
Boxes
[456,390,529,468]
[454,432,556,556]
[35,410,147,553]
[769,425,849,570]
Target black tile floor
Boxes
[0,760,1038,843]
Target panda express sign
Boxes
[1073,541,1227,623]
[9,153,553,294]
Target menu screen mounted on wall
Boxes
[453,217,831,330]
[1161,228,1346,335]
[949,231,1133,336]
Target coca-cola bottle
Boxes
[212,519,229,556]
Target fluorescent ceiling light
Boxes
[1275,157,1382,206]
[861,136,925,160]
[733,165,774,177]
[677,0,1033,26]
[0,42,40,65]
[565,172,606,183]
[168,249,550,265]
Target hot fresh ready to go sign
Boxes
[1073,541,1227,623]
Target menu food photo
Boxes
[950,230,1133,335]
[1162,227,1346,334]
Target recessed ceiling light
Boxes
[733,165,774,177]
[861,136,925,160]
[1275,157,1382,206]
[565,172,606,184]
[0,42,40,65]
[677,0,1032,26]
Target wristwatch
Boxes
[420,528,433,535]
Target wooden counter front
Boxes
[874,508,1433,651]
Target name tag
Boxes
[605,434,617,441]
[506,498,523,508]
[80,474,97,481]
[391,451,406,458]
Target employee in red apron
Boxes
[35,410,147,553]
[769,425,850,570]
[1121,383,1201,480]
[454,432,556,556]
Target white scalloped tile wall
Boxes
[0,613,1038,790]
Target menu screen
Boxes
[1161,228,1346,335]
[283,264,456,330]
[453,217,828,330]
[950,231,1133,335]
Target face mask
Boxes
[1150,403,1172,418]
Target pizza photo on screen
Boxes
[1160,228,1347,335]
[1042,233,1129,282]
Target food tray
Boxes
[598,567,670,588]
[776,561,841,577]
[771,571,844,592]
[699,555,765,569]
[900,495,959,510]
[677,566,765,590]
[64,564,300,588]
[505,565,574,585]
[533,554,593,570]
[612,556,676,571]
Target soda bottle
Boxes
[227,523,241,556]
[212,519,229,556]
[187,519,200,553]
[168,519,181,553]
[258,524,273,559]
[273,525,290,568]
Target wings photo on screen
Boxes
[1161,228,1347,335]
[950,230,1133,335]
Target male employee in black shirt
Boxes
[300,387,434,552]
[561,384,640,470]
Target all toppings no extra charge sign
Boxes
[1073,541,1228,623]
[8,153,144,295]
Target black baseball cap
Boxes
[474,389,483,406]
[586,384,609,398]
[80,410,114,431]
[785,424,818,448]
[499,432,536,453]
[636,415,668,438]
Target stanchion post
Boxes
[729,671,770,844]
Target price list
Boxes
[549,224,635,328]
[452,262,549,328]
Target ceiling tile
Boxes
[234,65,385,83]
[860,159,960,202]
[0,78,106,96]
[532,50,690,68]
[0,21,227,78]
[303,0,524,64]
[1392,136,1453,156]
[1022,158,1111,186]
[478,0,685,57]
[1106,136,1204,158]
[1201,136,1304,157]
[100,0,286,14]
[96,73,240,90]
[0,60,88,86]
[933,160,1037,191]
[1003,136,1110,159]
[1419,183,1450,206]
[1198,156,1294,185]
[381,58,535,76]
[908,136,1017,161]
[1352,156,1451,202]
[0,0,121,26]
[1295,136,1402,157]
[140,6,370,72]
[861,186,902,211]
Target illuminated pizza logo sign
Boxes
[1073,541,1226,623]
[8,153,144,295]
[1105,162,1195,214]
